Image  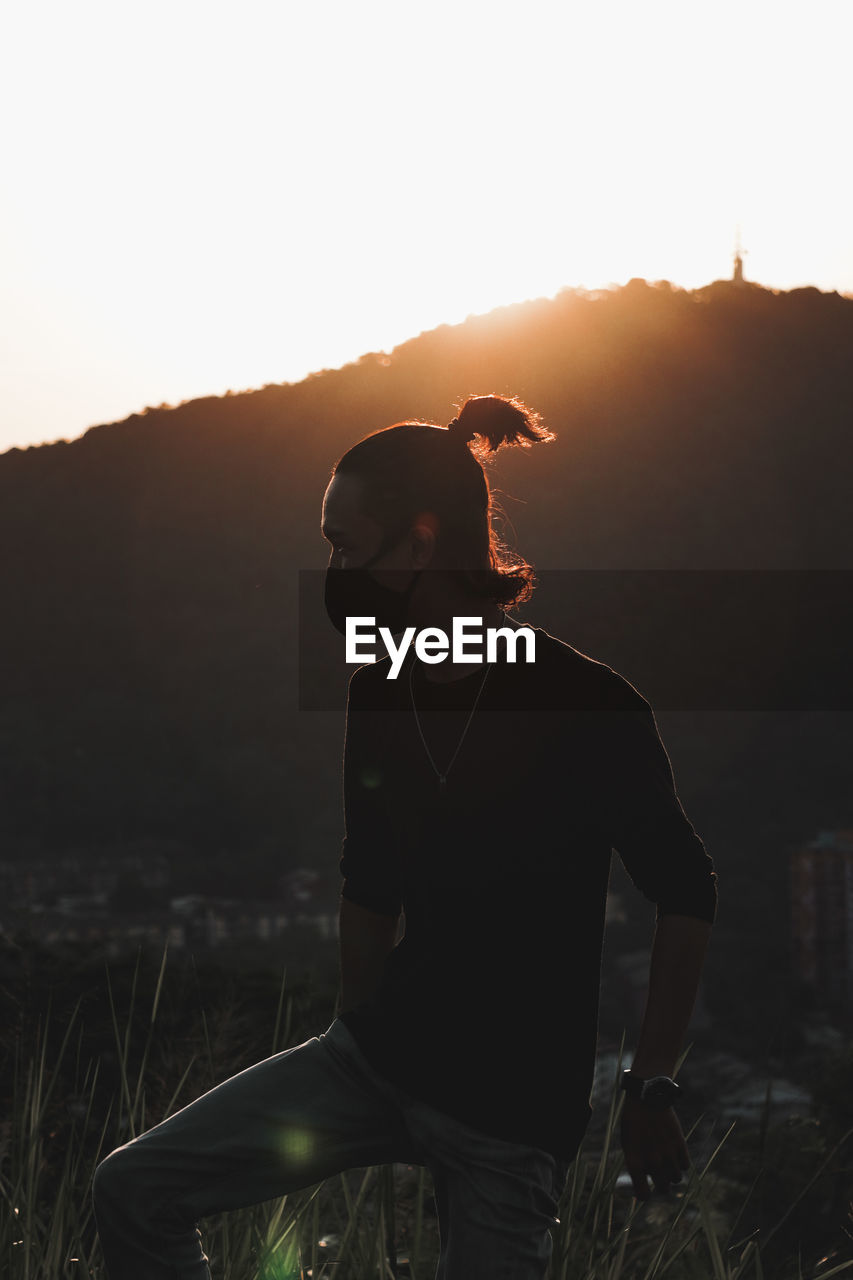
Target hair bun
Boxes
[447,416,477,445]
[451,395,556,456]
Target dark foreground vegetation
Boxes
[1,936,851,1278]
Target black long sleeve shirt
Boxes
[337,623,718,1160]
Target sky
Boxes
[1,0,851,454]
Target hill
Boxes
[1,277,851,1044]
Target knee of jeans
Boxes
[92,1144,141,1213]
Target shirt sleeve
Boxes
[600,678,718,924]
[338,668,404,919]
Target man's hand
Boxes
[620,1096,690,1200]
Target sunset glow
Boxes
[2,0,851,451]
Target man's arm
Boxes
[629,912,712,1077]
[335,896,400,1018]
[621,912,713,1200]
[597,681,718,1198]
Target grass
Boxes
[1,944,852,1279]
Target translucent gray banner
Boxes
[298,569,853,712]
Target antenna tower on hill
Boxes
[733,226,748,286]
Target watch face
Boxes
[643,1078,678,1108]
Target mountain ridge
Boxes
[1,280,850,1027]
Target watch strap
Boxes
[620,1070,681,1109]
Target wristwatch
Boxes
[620,1070,681,1110]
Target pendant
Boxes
[438,774,447,792]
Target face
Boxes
[321,472,385,569]
[321,472,435,576]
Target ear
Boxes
[409,512,439,568]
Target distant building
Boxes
[733,233,747,286]
[733,250,745,286]
[790,829,853,1010]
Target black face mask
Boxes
[324,528,424,636]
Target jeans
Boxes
[92,1016,578,1280]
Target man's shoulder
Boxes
[346,654,397,706]
[521,625,650,712]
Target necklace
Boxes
[408,653,493,793]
